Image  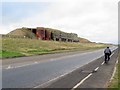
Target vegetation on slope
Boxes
[1,37,108,58]
[79,37,91,43]
[8,27,92,43]
[108,49,120,89]
[8,28,36,39]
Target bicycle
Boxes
[104,53,110,64]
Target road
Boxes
[44,48,118,89]
[2,46,117,88]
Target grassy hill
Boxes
[79,37,91,43]
[8,27,92,43]
[8,28,36,39]
[1,27,111,58]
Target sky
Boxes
[1,0,119,44]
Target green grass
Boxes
[1,37,109,58]
[0,50,24,58]
[108,65,118,88]
[108,52,120,89]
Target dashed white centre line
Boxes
[101,61,104,65]
[94,67,99,71]
[71,73,93,90]
[72,51,115,90]
[72,66,101,89]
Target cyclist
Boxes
[104,47,112,64]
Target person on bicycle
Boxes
[104,47,112,64]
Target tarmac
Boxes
[38,49,118,89]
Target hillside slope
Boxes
[8,27,92,43]
[79,37,91,43]
[8,28,36,38]
[1,37,107,58]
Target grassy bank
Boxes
[108,51,119,89]
[1,37,108,58]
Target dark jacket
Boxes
[104,48,111,55]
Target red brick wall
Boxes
[36,27,45,40]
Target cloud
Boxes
[1,0,119,44]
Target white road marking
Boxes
[110,59,118,82]
[33,65,85,88]
[14,62,40,68]
[4,49,116,70]
[50,59,54,61]
[72,65,101,90]
[6,65,13,69]
[101,61,104,65]
[34,62,38,64]
[3,51,102,70]
[71,73,93,90]
[5,62,39,69]
[36,49,116,89]
[33,55,105,88]
[110,65,117,81]
[116,59,118,64]
[14,64,33,69]
[110,52,114,57]
[94,67,99,71]
[3,52,89,70]
[33,73,66,88]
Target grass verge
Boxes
[1,37,109,58]
[108,50,120,89]
[0,50,24,58]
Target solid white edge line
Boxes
[116,59,118,64]
[33,73,65,88]
[110,52,114,57]
[71,73,93,90]
[109,58,118,82]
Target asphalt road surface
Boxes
[2,46,117,88]
[44,47,118,89]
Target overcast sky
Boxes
[1,0,119,44]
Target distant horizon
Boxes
[1,0,118,44]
